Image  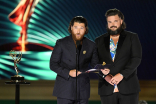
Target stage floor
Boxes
[0,80,156,101]
[0,100,156,104]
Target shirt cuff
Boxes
[120,73,123,77]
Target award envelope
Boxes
[85,64,111,73]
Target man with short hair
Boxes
[95,8,142,104]
[50,16,109,104]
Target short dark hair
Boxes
[68,16,89,34]
[105,8,126,29]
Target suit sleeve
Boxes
[50,40,70,80]
[120,34,142,79]
[95,38,105,78]
[90,44,99,68]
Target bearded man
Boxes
[50,16,108,104]
[95,8,142,104]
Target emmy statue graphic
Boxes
[0,0,54,52]
[9,50,24,82]
[8,0,40,51]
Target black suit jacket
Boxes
[95,30,142,95]
[50,35,99,100]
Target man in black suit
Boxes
[95,8,142,104]
[50,16,106,104]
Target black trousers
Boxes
[100,92,139,104]
[57,97,88,104]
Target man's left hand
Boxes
[101,68,110,75]
[110,73,123,85]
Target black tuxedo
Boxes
[50,35,99,100]
[95,30,142,96]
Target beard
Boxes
[71,31,85,41]
[107,25,123,35]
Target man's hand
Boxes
[101,68,110,75]
[110,73,123,85]
[69,69,81,77]
[104,74,114,85]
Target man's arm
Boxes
[94,38,106,78]
[50,40,70,80]
[120,33,142,79]
[95,38,110,77]
[111,33,142,85]
[90,44,99,68]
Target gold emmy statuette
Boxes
[9,50,24,82]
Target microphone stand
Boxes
[75,41,80,104]
[76,50,78,104]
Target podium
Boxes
[5,81,30,104]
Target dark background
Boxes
[0,0,156,80]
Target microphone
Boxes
[76,40,81,55]
[76,40,81,49]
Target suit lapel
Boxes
[102,30,126,63]
[66,35,76,59]
[79,37,88,62]
[66,35,89,62]
[104,33,112,61]
[114,30,126,62]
